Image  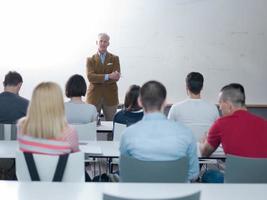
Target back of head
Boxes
[140,80,166,112]
[220,83,246,107]
[186,72,204,95]
[124,84,141,111]
[3,71,23,87]
[23,82,66,139]
[65,74,87,98]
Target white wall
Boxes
[0,0,266,104]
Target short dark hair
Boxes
[124,85,141,111]
[65,74,87,98]
[3,71,23,87]
[140,80,166,112]
[220,83,246,107]
[186,72,204,95]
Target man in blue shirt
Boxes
[120,80,199,181]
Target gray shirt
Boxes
[64,101,97,124]
[0,91,29,124]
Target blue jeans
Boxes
[202,169,224,183]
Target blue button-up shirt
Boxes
[98,52,109,81]
[120,112,199,180]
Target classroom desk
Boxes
[96,121,113,141]
[97,121,113,132]
[0,141,225,159]
[0,181,266,200]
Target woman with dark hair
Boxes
[65,74,97,124]
[113,84,143,126]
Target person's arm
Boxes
[199,121,221,157]
[119,130,130,156]
[187,139,200,181]
[86,57,106,83]
[87,56,121,83]
[200,140,216,157]
[66,126,80,152]
[106,55,121,83]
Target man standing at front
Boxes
[120,80,199,181]
[86,33,120,121]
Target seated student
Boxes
[113,84,143,126]
[120,80,199,181]
[168,72,219,141]
[200,83,267,182]
[0,71,29,124]
[17,82,79,154]
[65,74,97,124]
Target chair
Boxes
[109,123,127,173]
[73,121,97,141]
[103,191,201,200]
[113,122,127,141]
[224,154,267,183]
[0,124,17,140]
[119,155,188,183]
[16,151,85,182]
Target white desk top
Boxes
[97,121,113,132]
[0,182,266,200]
[0,140,224,159]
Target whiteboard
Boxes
[0,0,266,104]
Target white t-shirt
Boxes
[168,98,219,141]
[64,101,97,124]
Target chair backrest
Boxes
[0,124,17,140]
[224,154,267,183]
[113,122,127,141]
[103,191,201,200]
[73,121,97,140]
[16,151,85,182]
[119,155,188,183]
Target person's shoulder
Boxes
[167,119,195,139]
[64,124,77,135]
[87,53,98,60]
[242,110,266,122]
[172,99,189,107]
[86,103,97,110]
[113,110,127,124]
[19,96,29,104]
[13,94,29,105]
[107,52,119,58]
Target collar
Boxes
[97,51,107,57]
[142,112,166,121]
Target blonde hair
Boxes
[21,82,67,139]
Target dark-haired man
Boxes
[168,72,219,141]
[120,80,199,181]
[0,71,29,124]
[200,83,267,157]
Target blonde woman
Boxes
[17,82,79,155]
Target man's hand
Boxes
[108,71,120,81]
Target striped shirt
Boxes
[17,125,79,155]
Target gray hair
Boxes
[97,33,110,41]
[220,83,246,107]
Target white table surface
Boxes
[0,181,266,200]
[0,140,224,159]
[96,121,113,132]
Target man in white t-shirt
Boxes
[168,72,219,141]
